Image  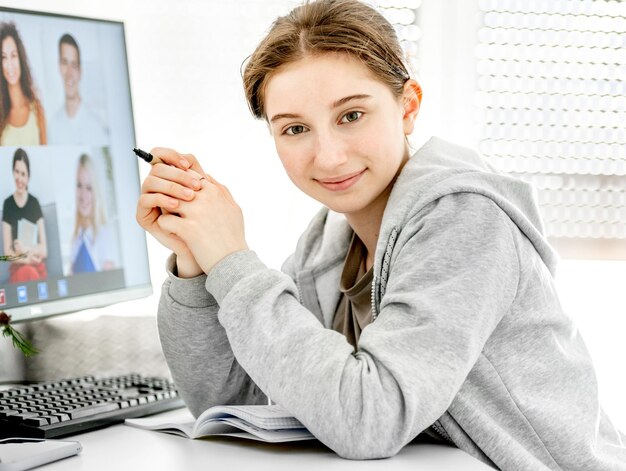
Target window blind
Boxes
[377,0,423,76]
[475,0,626,259]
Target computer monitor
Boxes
[0,7,151,322]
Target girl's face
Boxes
[2,36,21,86]
[264,53,419,217]
[13,160,29,195]
[77,165,94,219]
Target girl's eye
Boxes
[340,111,363,124]
[284,125,307,136]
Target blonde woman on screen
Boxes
[136,1,626,469]
[0,21,46,145]
[70,153,117,274]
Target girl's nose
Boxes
[315,129,348,171]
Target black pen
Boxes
[133,147,155,163]
[134,147,207,182]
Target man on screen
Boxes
[48,33,108,145]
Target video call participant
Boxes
[137,0,626,469]
[2,148,47,282]
[0,21,47,145]
[48,33,108,146]
[70,153,118,274]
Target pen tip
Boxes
[133,147,153,163]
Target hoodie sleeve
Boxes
[157,253,266,417]
[205,193,520,459]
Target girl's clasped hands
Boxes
[136,147,248,279]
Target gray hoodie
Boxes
[158,137,626,469]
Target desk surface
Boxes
[34,409,494,471]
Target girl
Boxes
[136,0,626,469]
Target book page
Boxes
[125,408,195,437]
[198,404,304,430]
[125,405,315,443]
[194,417,315,443]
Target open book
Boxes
[125,404,315,443]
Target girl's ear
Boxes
[402,79,422,135]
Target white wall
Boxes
[1,0,624,434]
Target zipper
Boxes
[370,273,378,320]
[431,420,454,444]
[371,226,398,321]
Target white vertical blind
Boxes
[475,0,626,259]
[377,0,423,76]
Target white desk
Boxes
[34,408,495,471]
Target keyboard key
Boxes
[53,413,71,422]
[25,417,49,426]
[43,415,60,425]
[69,403,120,420]
[7,412,37,422]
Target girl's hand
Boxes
[136,148,207,277]
[11,240,33,265]
[157,174,249,275]
[12,239,24,255]
[30,252,42,264]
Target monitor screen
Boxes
[0,7,151,322]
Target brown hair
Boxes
[243,0,411,120]
[0,22,38,135]
[59,33,81,67]
[12,147,30,176]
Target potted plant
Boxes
[0,253,38,356]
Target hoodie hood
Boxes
[376,136,559,277]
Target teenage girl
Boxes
[136,1,626,469]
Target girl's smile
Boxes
[315,168,366,192]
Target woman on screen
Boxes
[70,153,118,274]
[2,148,47,282]
[0,21,46,145]
[136,0,626,469]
